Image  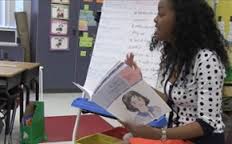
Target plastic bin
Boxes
[20,101,47,144]
[76,133,123,144]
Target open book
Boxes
[73,61,171,125]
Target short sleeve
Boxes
[195,51,225,130]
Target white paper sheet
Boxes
[51,4,69,20]
[50,36,69,50]
[84,0,161,93]
[51,20,68,35]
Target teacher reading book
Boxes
[122,0,228,144]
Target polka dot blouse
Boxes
[166,49,225,133]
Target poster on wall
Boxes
[96,0,104,4]
[79,9,96,26]
[51,4,69,20]
[79,32,93,48]
[84,0,94,2]
[51,20,68,35]
[51,0,70,5]
[78,20,88,31]
[216,0,232,81]
[50,36,69,50]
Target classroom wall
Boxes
[30,0,79,92]
[0,0,99,92]
[0,46,24,61]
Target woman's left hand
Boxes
[123,122,160,139]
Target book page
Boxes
[72,82,92,98]
[107,80,171,125]
[92,62,142,108]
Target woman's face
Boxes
[130,96,146,109]
[154,0,175,42]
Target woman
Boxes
[123,0,228,143]
[122,91,161,125]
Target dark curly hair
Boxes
[150,0,229,85]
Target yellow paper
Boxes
[83,32,88,37]
[216,1,232,54]
[84,4,89,11]
[79,33,93,48]
[216,0,232,39]
[80,51,87,57]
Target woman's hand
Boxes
[125,53,138,69]
[125,53,142,76]
[120,121,161,139]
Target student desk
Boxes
[0,61,40,98]
[0,61,41,120]
[0,61,41,144]
[0,66,25,143]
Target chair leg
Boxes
[35,80,39,101]
[4,92,11,144]
[3,89,21,144]
[31,79,39,101]
[18,87,24,123]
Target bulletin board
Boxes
[216,0,232,82]
[76,0,103,85]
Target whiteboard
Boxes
[84,0,162,93]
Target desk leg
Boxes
[30,79,39,101]
[25,85,30,105]
[35,80,39,101]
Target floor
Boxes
[0,92,121,144]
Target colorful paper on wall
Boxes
[50,36,69,50]
[216,0,232,81]
[51,20,68,35]
[79,20,88,31]
[79,32,93,48]
[84,4,90,10]
[96,0,104,4]
[80,51,87,57]
[51,4,69,20]
[51,0,70,5]
[84,0,93,2]
[216,0,232,42]
[206,0,214,8]
[79,5,96,26]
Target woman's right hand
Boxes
[125,52,142,77]
[125,53,137,69]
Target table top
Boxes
[0,66,25,77]
[0,61,40,70]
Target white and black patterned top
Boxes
[163,49,225,134]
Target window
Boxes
[0,0,24,28]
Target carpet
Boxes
[44,114,113,142]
